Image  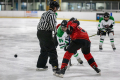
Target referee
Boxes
[36,1,60,72]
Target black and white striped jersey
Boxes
[37,9,57,31]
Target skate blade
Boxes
[54,73,64,78]
[53,72,56,75]
[98,72,101,75]
[36,68,48,71]
[113,50,116,52]
[58,74,64,78]
[77,63,84,66]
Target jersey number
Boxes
[81,29,85,32]
[77,26,86,33]
[59,39,63,43]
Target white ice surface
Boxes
[0,18,120,80]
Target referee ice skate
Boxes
[36,1,60,72]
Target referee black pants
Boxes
[37,30,58,68]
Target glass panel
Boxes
[0,5,1,11]
[3,0,12,11]
[27,0,33,11]
[105,1,111,10]
[34,0,39,11]
[86,1,91,11]
[77,3,82,11]
[68,3,81,11]
[14,0,18,10]
[6,0,12,11]
[92,2,96,11]
[68,2,71,11]
[112,1,118,10]
[35,0,46,11]
[96,2,105,11]
[27,0,45,11]
[41,0,46,11]
[0,1,5,11]
[82,2,87,10]
[61,2,68,11]
[21,0,27,11]
[67,2,84,11]
[39,0,46,11]
[119,2,120,10]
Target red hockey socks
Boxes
[83,53,98,67]
[61,51,74,69]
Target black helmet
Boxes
[69,17,80,26]
[104,12,110,18]
[61,20,68,28]
[49,1,60,10]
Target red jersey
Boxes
[67,21,90,42]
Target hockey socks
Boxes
[83,53,98,68]
[61,51,74,69]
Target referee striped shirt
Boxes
[37,9,57,32]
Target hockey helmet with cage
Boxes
[61,20,68,28]
[104,12,110,18]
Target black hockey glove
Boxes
[109,24,113,28]
[66,26,73,34]
[97,29,101,35]
[64,43,69,51]
[100,31,106,35]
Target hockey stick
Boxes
[68,36,72,66]
[67,36,72,70]
[66,25,72,67]
[89,34,97,37]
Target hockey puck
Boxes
[14,54,18,58]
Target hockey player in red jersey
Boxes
[54,18,101,78]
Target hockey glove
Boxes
[66,26,73,34]
[100,31,106,35]
[64,43,69,51]
[109,24,113,28]
[97,29,101,35]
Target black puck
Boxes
[14,54,17,58]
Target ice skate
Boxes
[113,48,116,51]
[112,44,116,51]
[92,65,101,74]
[99,45,103,51]
[52,66,60,75]
[77,58,83,65]
[54,66,67,78]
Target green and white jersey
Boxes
[56,26,69,49]
[98,16,115,31]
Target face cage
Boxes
[104,15,110,18]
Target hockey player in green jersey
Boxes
[56,20,83,64]
[97,12,116,51]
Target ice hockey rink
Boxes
[0,18,120,80]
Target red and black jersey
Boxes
[66,21,90,42]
